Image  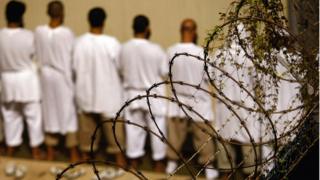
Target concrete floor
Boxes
[0,131,208,179]
[0,156,207,180]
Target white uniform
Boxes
[268,50,303,140]
[165,43,218,178]
[73,33,123,117]
[0,77,3,143]
[35,25,77,134]
[213,40,260,143]
[261,50,303,172]
[212,28,263,174]
[119,38,167,160]
[0,28,43,147]
[167,43,213,122]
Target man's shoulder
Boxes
[58,26,74,35]
[167,43,181,52]
[20,29,34,37]
[0,28,33,41]
[122,39,163,52]
[101,34,120,44]
[121,39,136,49]
[78,32,91,40]
[74,33,90,47]
[35,25,47,32]
[147,41,165,54]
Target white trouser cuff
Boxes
[166,160,178,174]
[152,151,166,161]
[6,139,22,147]
[205,166,219,180]
[30,135,44,147]
[126,150,145,159]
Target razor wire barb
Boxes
[57,0,319,179]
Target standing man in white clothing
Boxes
[73,7,126,167]
[0,1,44,159]
[166,19,218,180]
[35,1,79,162]
[212,24,261,178]
[119,15,168,172]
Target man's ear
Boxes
[146,28,151,39]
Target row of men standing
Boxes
[0,1,221,179]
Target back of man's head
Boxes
[180,18,198,44]
[5,1,26,25]
[47,1,64,19]
[88,7,107,28]
[180,19,197,34]
[133,15,149,34]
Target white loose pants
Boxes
[125,109,166,160]
[1,102,44,147]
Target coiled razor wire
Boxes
[57,0,319,179]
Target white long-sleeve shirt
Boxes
[0,28,40,102]
[262,50,303,142]
[73,33,123,117]
[35,25,77,134]
[167,43,213,122]
[35,25,74,81]
[119,38,167,116]
[213,40,260,143]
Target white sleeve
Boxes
[68,30,75,53]
[118,47,124,76]
[30,32,36,61]
[210,49,223,77]
[160,49,169,77]
[72,41,84,80]
[33,28,41,63]
[112,39,122,70]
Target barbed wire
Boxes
[57,0,318,179]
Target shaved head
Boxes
[180,18,198,44]
[180,19,197,33]
[47,1,64,19]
